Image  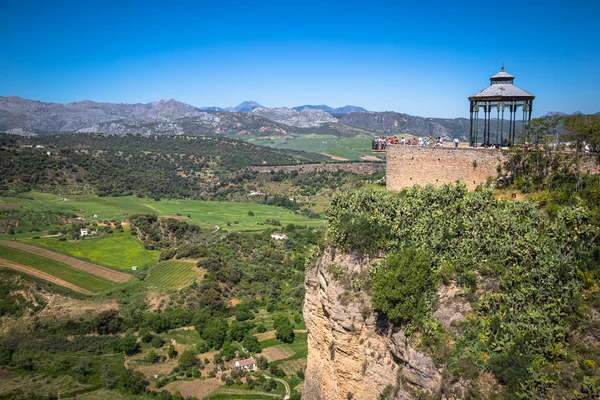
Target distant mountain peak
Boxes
[292,104,367,114]
[234,101,263,112]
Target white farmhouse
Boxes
[235,357,257,371]
[271,233,288,240]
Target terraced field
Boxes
[143,260,201,289]
[0,244,117,294]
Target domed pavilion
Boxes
[468,65,535,147]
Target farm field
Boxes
[246,133,384,161]
[0,192,325,232]
[144,260,201,290]
[21,228,158,271]
[0,240,132,283]
[0,244,118,293]
[280,358,307,376]
[259,332,308,367]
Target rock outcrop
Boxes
[250,107,337,128]
[303,248,443,400]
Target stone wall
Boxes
[386,145,600,191]
[248,162,384,175]
[386,145,504,190]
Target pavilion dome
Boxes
[490,70,514,81]
[469,65,534,101]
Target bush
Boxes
[146,349,161,364]
[116,335,141,356]
[151,335,166,348]
[178,349,199,370]
[371,248,435,326]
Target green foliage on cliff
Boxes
[327,184,600,398]
[371,248,435,325]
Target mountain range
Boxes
[1,96,597,140]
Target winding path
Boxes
[266,375,290,400]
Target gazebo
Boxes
[468,65,535,147]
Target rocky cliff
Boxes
[303,248,445,400]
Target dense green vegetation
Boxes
[0,133,330,197]
[328,184,600,398]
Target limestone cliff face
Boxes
[303,248,443,400]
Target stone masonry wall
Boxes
[386,145,504,190]
[386,145,600,191]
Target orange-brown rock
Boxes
[303,248,442,400]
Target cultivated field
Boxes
[262,345,296,362]
[0,244,117,293]
[22,229,158,271]
[0,192,325,231]
[0,240,131,283]
[144,260,201,289]
[280,358,307,376]
[246,133,385,161]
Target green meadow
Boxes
[246,133,384,161]
[0,192,325,232]
[21,228,159,271]
[0,244,117,293]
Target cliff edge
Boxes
[303,248,443,400]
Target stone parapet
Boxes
[386,145,505,190]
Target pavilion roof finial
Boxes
[501,62,504,72]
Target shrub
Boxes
[371,248,435,326]
[150,335,166,348]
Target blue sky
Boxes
[1,0,599,117]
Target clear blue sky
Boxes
[1,0,599,118]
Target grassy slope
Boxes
[245,133,384,161]
[0,192,325,232]
[21,229,158,271]
[144,260,199,290]
[0,244,116,293]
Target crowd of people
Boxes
[372,136,456,150]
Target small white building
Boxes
[271,233,288,240]
[80,228,89,236]
[235,357,257,371]
[131,266,138,271]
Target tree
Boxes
[178,349,199,370]
[94,309,123,335]
[256,355,269,370]
[201,318,229,350]
[150,335,166,348]
[243,335,261,353]
[234,303,255,321]
[167,344,178,359]
[371,248,435,326]
[275,319,295,343]
[121,369,149,395]
[116,335,140,356]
